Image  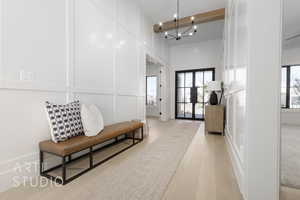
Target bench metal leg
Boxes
[40,151,44,174]
[68,155,72,162]
[132,131,135,144]
[89,147,93,168]
[62,156,66,185]
[40,127,144,185]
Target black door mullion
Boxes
[184,73,186,118]
[287,66,291,109]
[192,72,196,119]
[202,72,205,106]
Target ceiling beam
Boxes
[153,8,225,33]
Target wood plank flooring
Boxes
[163,124,243,200]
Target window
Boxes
[146,76,157,106]
[282,65,300,109]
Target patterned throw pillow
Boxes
[45,101,84,143]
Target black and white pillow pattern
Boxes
[45,101,84,143]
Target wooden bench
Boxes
[39,121,144,185]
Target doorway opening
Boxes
[175,68,215,120]
[146,55,162,119]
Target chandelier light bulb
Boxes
[178,33,182,37]
[189,32,193,36]
[194,25,197,30]
[159,22,163,27]
[191,16,195,21]
[165,32,168,36]
[174,13,177,19]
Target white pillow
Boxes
[81,104,104,137]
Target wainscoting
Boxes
[0,0,168,192]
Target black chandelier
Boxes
[158,0,197,40]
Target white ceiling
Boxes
[284,0,300,37]
[283,0,300,47]
[139,0,226,24]
[139,0,300,47]
[138,0,299,37]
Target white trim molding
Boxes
[244,0,282,199]
[225,132,245,197]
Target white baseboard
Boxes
[224,133,245,199]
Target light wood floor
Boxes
[163,123,243,200]
[281,186,300,200]
[0,119,243,200]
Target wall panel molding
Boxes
[66,0,75,102]
[225,132,245,196]
[0,0,3,81]
[0,0,170,193]
[73,88,114,96]
[0,80,67,93]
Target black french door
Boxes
[175,68,215,120]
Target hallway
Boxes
[163,122,243,200]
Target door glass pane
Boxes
[195,72,203,87]
[185,72,193,87]
[185,103,193,118]
[290,66,300,108]
[204,71,213,104]
[177,103,184,118]
[185,88,191,103]
[281,67,287,108]
[177,73,184,87]
[197,87,204,103]
[204,71,213,85]
[177,88,184,102]
[195,103,203,119]
[204,91,210,104]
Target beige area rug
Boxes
[0,119,200,200]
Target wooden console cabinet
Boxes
[204,105,225,135]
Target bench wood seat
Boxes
[39,121,144,185]
[40,121,143,156]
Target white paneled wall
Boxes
[74,0,115,93]
[116,26,139,96]
[224,0,247,195]
[0,0,168,192]
[74,93,114,125]
[225,0,282,199]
